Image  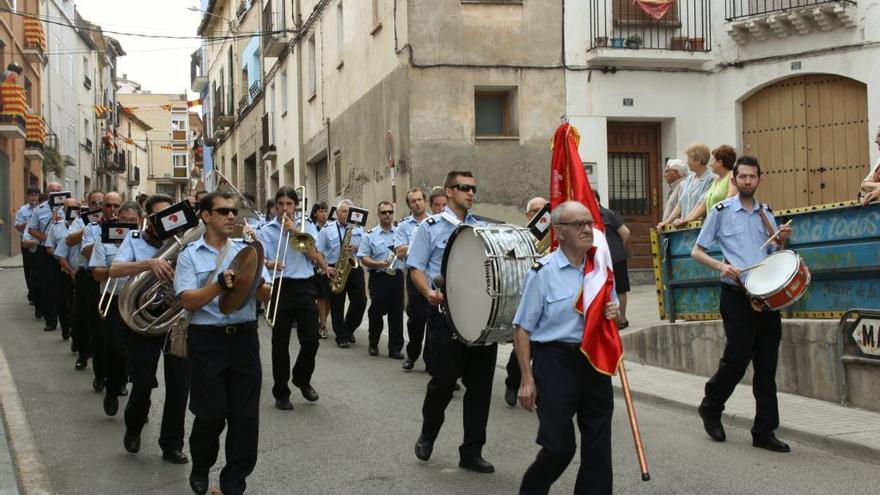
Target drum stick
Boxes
[759,220,792,251]
[618,361,650,481]
[738,262,765,273]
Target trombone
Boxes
[99,217,148,319]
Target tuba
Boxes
[329,223,359,294]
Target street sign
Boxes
[851,317,880,356]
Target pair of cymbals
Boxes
[218,242,265,314]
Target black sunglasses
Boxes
[103,203,121,208]
[450,184,477,193]
[379,210,394,215]
[212,207,238,216]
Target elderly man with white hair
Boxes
[657,159,689,229]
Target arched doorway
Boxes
[741,74,869,209]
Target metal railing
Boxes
[725,0,855,21]
[261,112,276,155]
[262,1,286,34]
[249,79,262,100]
[589,0,712,52]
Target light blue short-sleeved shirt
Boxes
[257,217,318,279]
[14,204,35,238]
[54,231,80,271]
[677,169,717,218]
[406,207,482,284]
[27,202,53,245]
[45,220,68,252]
[64,217,87,268]
[82,222,101,251]
[695,195,779,286]
[357,225,404,272]
[114,230,160,264]
[90,241,125,292]
[174,236,271,326]
[394,215,421,248]
[316,220,365,265]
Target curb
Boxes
[612,384,880,466]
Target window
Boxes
[0,40,6,73]
[474,88,518,137]
[23,76,32,108]
[308,35,317,98]
[156,183,175,196]
[268,82,275,114]
[67,55,74,82]
[171,115,186,131]
[371,0,382,34]
[172,153,188,178]
[83,117,90,139]
[336,2,344,67]
[280,70,288,114]
[54,38,61,73]
[83,57,89,78]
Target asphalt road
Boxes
[0,266,875,495]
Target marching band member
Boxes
[428,187,447,214]
[90,201,141,415]
[308,202,331,338]
[316,199,367,348]
[46,197,81,341]
[408,170,496,473]
[514,200,619,495]
[395,188,431,371]
[63,190,105,370]
[175,191,272,495]
[258,187,334,411]
[26,182,63,331]
[80,192,123,391]
[108,194,189,464]
[15,186,40,309]
[691,156,793,453]
[357,200,405,359]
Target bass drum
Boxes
[440,224,539,345]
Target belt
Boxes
[190,322,258,335]
[535,341,582,351]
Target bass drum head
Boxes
[442,226,492,344]
[744,250,799,297]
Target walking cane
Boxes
[618,361,650,481]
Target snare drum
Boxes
[744,250,811,311]
[440,224,539,345]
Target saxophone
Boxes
[329,223,360,294]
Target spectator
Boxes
[593,190,631,329]
[674,145,737,227]
[861,125,880,206]
[657,143,716,230]
[264,199,276,223]
[658,159,689,227]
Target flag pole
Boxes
[618,361,650,481]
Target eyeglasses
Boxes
[379,210,394,215]
[211,207,238,216]
[103,203,121,209]
[555,220,593,230]
[450,184,477,193]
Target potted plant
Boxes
[670,36,688,50]
[625,34,642,49]
[595,36,609,48]
[611,37,626,48]
[688,37,705,51]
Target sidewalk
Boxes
[0,255,23,270]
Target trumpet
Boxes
[384,249,398,276]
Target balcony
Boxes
[587,0,713,68]
[0,83,27,139]
[249,79,262,101]
[83,138,93,152]
[24,114,45,161]
[190,47,209,93]
[238,94,250,118]
[262,2,289,57]
[724,0,856,45]
[172,129,188,141]
[128,167,141,187]
[83,75,92,90]
[236,0,248,20]
[261,112,276,160]
[173,166,188,179]
[23,18,48,66]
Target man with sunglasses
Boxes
[408,170,497,473]
[316,199,367,348]
[258,187,335,412]
[513,200,620,495]
[108,194,189,464]
[26,182,63,331]
[175,191,273,495]
[357,200,405,359]
[394,188,433,372]
[62,190,104,369]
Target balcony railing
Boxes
[83,75,92,90]
[249,79,262,100]
[190,46,208,92]
[261,112,276,158]
[262,1,288,56]
[589,0,712,52]
[725,0,855,21]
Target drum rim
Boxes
[439,224,486,345]
[744,249,802,298]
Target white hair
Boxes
[524,196,548,213]
[550,200,589,225]
[336,199,353,209]
[666,158,688,176]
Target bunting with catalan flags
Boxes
[160,104,173,111]
[94,105,113,117]
[186,98,203,108]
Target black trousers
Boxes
[125,332,189,453]
[271,278,320,400]
[102,298,129,395]
[367,270,404,353]
[57,269,75,333]
[329,266,367,344]
[21,243,37,303]
[404,272,432,369]
[520,343,613,495]
[421,309,497,459]
[40,252,60,329]
[74,269,98,362]
[701,284,782,435]
[188,324,261,495]
[505,352,521,391]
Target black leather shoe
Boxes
[34,309,42,319]
[368,346,379,356]
[294,383,319,402]
[414,435,433,461]
[698,405,725,442]
[453,382,462,391]
[43,326,56,332]
[189,472,209,495]
[70,342,78,353]
[103,392,119,416]
[349,336,356,344]
[118,386,128,397]
[401,359,415,370]
[337,341,350,349]
[389,351,404,360]
[123,430,140,453]
[162,449,189,464]
[275,398,294,410]
[459,456,495,473]
[61,327,71,340]
[92,377,105,393]
[752,433,790,453]
[75,358,87,371]
[504,387,517,407]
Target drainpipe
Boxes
[294,0,306,191]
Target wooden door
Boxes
[742,75,868,209]
[607,122,661,270]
